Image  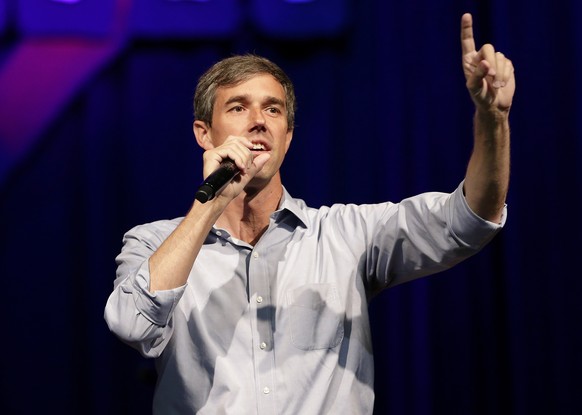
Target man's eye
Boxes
[267,107,281,114]
[230,106,244,112]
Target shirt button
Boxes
[253,252,259,259]
[256,296,263,303]
[263,387,270,394]
[260,342,267,350]
[216,231,222,236]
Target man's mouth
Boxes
[252,143,268,151]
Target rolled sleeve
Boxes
[131,260,187,327]
[104,219,188,357]
[447,181,506,248]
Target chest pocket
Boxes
[287,283,344,350]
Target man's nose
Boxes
[250,107,266,125]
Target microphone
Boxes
[195,159,240,203]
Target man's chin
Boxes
[245,170,279,191]
[245,175,269,190]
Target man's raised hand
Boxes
[461,13,515,113]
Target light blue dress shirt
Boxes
[105,182,505,414]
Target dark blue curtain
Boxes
[2,1,581,414]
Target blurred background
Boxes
[1,0,581,414]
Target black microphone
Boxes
[195,159,241,203]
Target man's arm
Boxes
[461,13,515,223]
[149,136,270,292]
[148,198,227,292]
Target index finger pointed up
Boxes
[461,13,476,55]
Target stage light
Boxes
[17,0,116,37]
[130,0,242,39]
[249,0,350,39]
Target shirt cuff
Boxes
[131,260,187,326]
[448,181,507,248]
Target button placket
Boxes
[248,245,276,412]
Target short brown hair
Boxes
[194,54,296,131]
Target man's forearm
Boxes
[148,198,228,292]
[464,109,510,223]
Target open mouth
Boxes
[251,143,268,151]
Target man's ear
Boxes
[193,120,213,150]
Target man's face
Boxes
[198,74,293,187]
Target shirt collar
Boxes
[210,186,309,241]
[273,186,309,229]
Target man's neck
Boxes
[215,176,284,245]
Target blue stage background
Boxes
[1,1,581,414]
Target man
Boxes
[105,13,514,414]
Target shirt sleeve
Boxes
[365,181,506,292]
[104,220,187,358]
[448,181,507,245]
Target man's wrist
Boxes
[475,107,510,124]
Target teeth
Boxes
[252,143,266,150]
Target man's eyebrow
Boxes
[223,95,286,107]
[224,95,250,106]
[263,96,286,107]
